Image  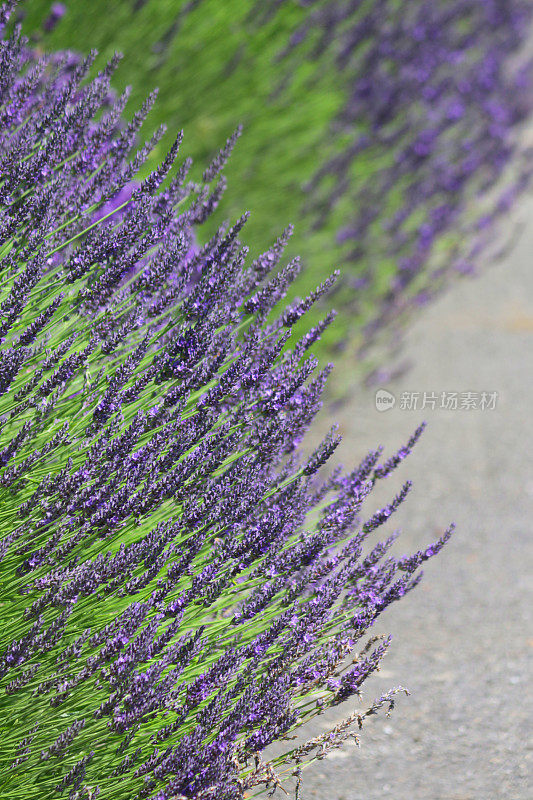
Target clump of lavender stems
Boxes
[273,0,533,349]
[0,5,452,799]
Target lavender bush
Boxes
[0,7,453,798]
[274,0,533,360]
[24,0,533,369]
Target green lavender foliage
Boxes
[21,0,533,375]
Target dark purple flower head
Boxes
[43,3,66,33]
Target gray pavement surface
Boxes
[287,200,533,799]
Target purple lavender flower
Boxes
[43,3,66,33]
[0,7,453,799]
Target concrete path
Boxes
[296,199,533,799]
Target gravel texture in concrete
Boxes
[285,200,533,800]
